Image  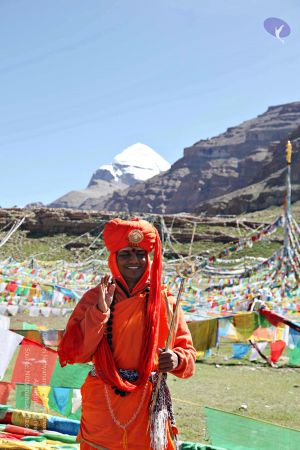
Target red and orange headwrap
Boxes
[103,217,157,254]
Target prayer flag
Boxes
[15,383,32,410]
[48,387,81,419]
[270,340,286,363]
[10,330,43,345]
[289,327,300,349]
[188,319,218,352]
[50,359,90,388]
[0,315,10,330]
[7,305,19,315]
[0,381,13,404]
[40,329,64,347]
[49,387,72,415]
[218,318,233,338]
[288,347,300,366]
[231,343,250,359]
[32,386,51,412]
[71,389,82,416]
[0,329,23,379]
[233,313,259,340]
[22,322,38,330]
[249,342,268,361]
[11,339,57,385]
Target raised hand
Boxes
[97,274,116,313]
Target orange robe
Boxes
[58,283,196,450]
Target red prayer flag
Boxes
[270,340,286,363]
[11,338,57,385]
[0,432,22,439]
[2,424,40,437]
[0,381,13,404]
[260,309,284,327]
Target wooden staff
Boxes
[148,276,186,422]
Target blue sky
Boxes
[1,0,300,207]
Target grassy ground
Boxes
[169,362,300,443]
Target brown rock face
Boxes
[201,129,300,215]
[103,102,300,215]
[0,208,114,236]
[0,208,270,250]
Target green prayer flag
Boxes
[50,360,90,388]
[22,322,39,330]
[43,431,78,443]
[258,314,272,328]
[181,443,225,450]
[21,436,46,442]
[15,383,32,410]
[205,406,300,449]
[288,347,300,366]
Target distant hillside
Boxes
[0,206,287,262]
[103,102,300,215]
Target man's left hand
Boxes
[158,349,179,372]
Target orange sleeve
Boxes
[58,286,110,366]
[170,303,197,378]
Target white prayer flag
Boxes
[0,315,10,330]
[51,308,61,316]
[7,305,19,316]
[41,307,51,317]
[0,305,7,315]
[0,328,23,379]
[52,291,64,305]
[71,389,82,414]
[29,306,40,317]
[249,342,268,361]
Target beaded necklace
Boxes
[106,298,114,350]
[106,299,130,396]
[104,381,148,449]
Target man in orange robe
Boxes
[58,218,196,450]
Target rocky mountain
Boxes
[25,202,45,209]
[0,206,270,240]
[48,143,170,209]
[103,102,300,215]
[201,125,300,215]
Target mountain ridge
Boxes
[48,143,170,209]
[103,102,300,214]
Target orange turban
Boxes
[103,217,157,253]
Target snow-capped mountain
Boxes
[49,143,170,210]
[88,143,170,187]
